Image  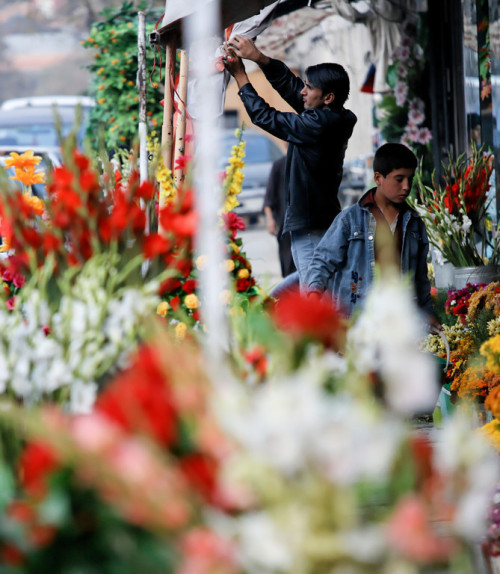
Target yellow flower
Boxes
[238,268,250,279]
[156,301,169,317]
[184,294,200,310]
[196,255,207,270]
[480,420,500,451]
[225,259,235,272]
[175,322,187,340]
[229,242,240,255]
[4,150,42,170]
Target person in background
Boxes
[306,142,441,331]
[223,35,357,287]
[263,154,296,278]
[467,112,481,156]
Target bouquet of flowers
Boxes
[0,336,238,574]
[409,144,497,267]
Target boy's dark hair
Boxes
[306,63,350,109]
[372,143,417,177]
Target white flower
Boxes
[70,380,98,414]
[234,512,293,572]
[435,413,500,539]
[347,272,439,416]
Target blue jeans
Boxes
[270,270,300,298]
[290,229,326,288]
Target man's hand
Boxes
[264,207,278,236]
[226,35,270,66]
[222,47,249,89]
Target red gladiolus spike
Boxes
[271,288,344,349]
[143,233,170,259]
[95,345,178,447]
[19,442,58,497]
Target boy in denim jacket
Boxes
[306,143,441,330]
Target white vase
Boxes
[453,264,500,290]
[431,250,455,289]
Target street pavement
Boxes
[239,217,283,293]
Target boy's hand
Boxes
[227,35,269,66]
[428,315,443,333]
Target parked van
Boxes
[0,96,95,148]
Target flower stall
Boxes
[0,1,499,571]
[409,143,499,289]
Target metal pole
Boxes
[185,0,228,364]
[137,11,148,186]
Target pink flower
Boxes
[417,127,432,144]
[177,528,237,574]
[399,45,411,62]
[397,64,408,79]
[6,296,17,310]
[13,273,25,289]
[70,413,122,454]
[2,269,14,282]
[395,81,408,107]
[408,108,425,126]
[405,124,420,142]
[386,495,457,563]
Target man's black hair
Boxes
[373,143,417,177]
[305,63,350,109]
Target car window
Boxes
[220,132,283,166]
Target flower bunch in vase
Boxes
[409,143,497,268]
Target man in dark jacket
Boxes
[224,35,357,286]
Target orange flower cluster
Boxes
[467,281,500,322]
[450,364,500,400]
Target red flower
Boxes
[236,278,251,292]
[19,442,58,497]
[159,278,182,295]
[143,233,170,259]
[174,155,192,172]
[95,345,178,447]
[180,454,218,501]
[170,296,180,311]
[0,544,25,565]
[182,279,198,294]
[137,181,156,201]
[221,212,245,239]
[271,288,344,349]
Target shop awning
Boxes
[150,0,326,47]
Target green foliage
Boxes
[82,1,165,151]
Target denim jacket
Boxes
[306,189,434,317]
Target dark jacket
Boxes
[306,189,434,318]
[238,58,357,233]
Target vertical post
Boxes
[137,11,148,186]
[185,1,228,365]
[173,49,188,187]
[161,33,176,188]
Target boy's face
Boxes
[300,78,333,110]
[373,168,414,204]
